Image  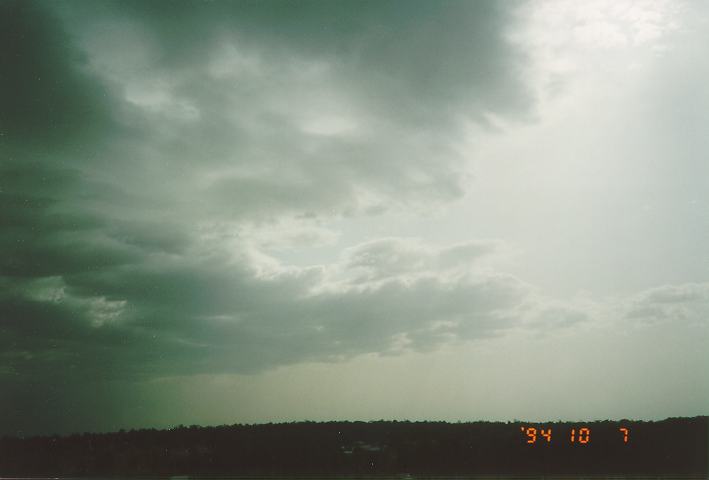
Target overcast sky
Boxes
[1,0,708,436]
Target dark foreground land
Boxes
[0,417,706,476]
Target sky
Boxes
[1,0,708,436]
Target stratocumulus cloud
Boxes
[0,0,533,380]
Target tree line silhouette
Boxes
[0,417,706,476]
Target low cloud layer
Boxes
[1,237,530,381]
[0,1,537,420]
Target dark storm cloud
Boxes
[1,238,530,380]
[0,1,115,145]
[1,0,539,433]
[67,0,529,120]
[44,0,532,218]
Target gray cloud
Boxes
[0,239,529,384]
[1,0,535,376]
[344,237,497,282]
[0,1,115,146]
[10,0,665,436]
[624,283,709,327]
[42,0,532,218]
[64,0,530,120]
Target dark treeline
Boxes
[0,417,706,476]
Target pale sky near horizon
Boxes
[1,0,708,436]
